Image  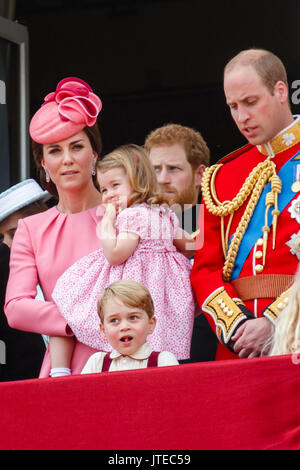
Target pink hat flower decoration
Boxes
[29,77,102,144]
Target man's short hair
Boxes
[144,123,210,169]
[224,48,288,95]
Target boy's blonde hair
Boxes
[97,280,154,323]
[269,267,300,355]
[97,144,165,206]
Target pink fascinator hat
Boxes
[29,77,102,144]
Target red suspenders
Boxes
[102,350,160,372]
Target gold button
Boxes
[257,238,263,246]
[255,264,264,273]
[255,251,263,259]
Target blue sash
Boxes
[231,151,300,280]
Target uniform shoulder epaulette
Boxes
[216,143,253,165]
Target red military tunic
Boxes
[191,117,300,360]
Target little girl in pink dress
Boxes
[52,144,195,363]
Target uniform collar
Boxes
[109,342,152,360]
[257,116,300,157]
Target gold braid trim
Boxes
[202,160,280,281]
[263,287,291,324]
[202,287,247,344]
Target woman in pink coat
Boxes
[4,77,103,378]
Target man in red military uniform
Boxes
[191,48,300,360]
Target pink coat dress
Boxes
[52,204,195,360]
[4,205,102,377]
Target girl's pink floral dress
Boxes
[52,203,195,359]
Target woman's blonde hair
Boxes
[269,267,300,356]
[97,144,165,207]
[97,280,154,322]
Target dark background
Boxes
[13,0,300,175]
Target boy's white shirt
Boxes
[81,341,179,374]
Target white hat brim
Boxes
[0,179,51,223]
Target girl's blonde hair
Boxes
[97,144,165,207]
[269,267,300,356]
[97,280,154,322]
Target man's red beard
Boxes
[159,179,198,210]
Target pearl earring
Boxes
[45,168,50,183]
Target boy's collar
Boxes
[109,341,152,360]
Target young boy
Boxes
[81,280,179,373]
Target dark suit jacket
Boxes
[179,201,218,362]
[0,242,45,381]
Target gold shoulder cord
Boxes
[201,159,281,281]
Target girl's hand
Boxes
[97,203,117,241]
[103,202,117,221]
[96,203,106,218]
[100,202,140,265]
[173,227,195,258]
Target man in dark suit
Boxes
[0,179,51,381]
[145,123,218,362]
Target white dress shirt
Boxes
[81,342,179,374]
